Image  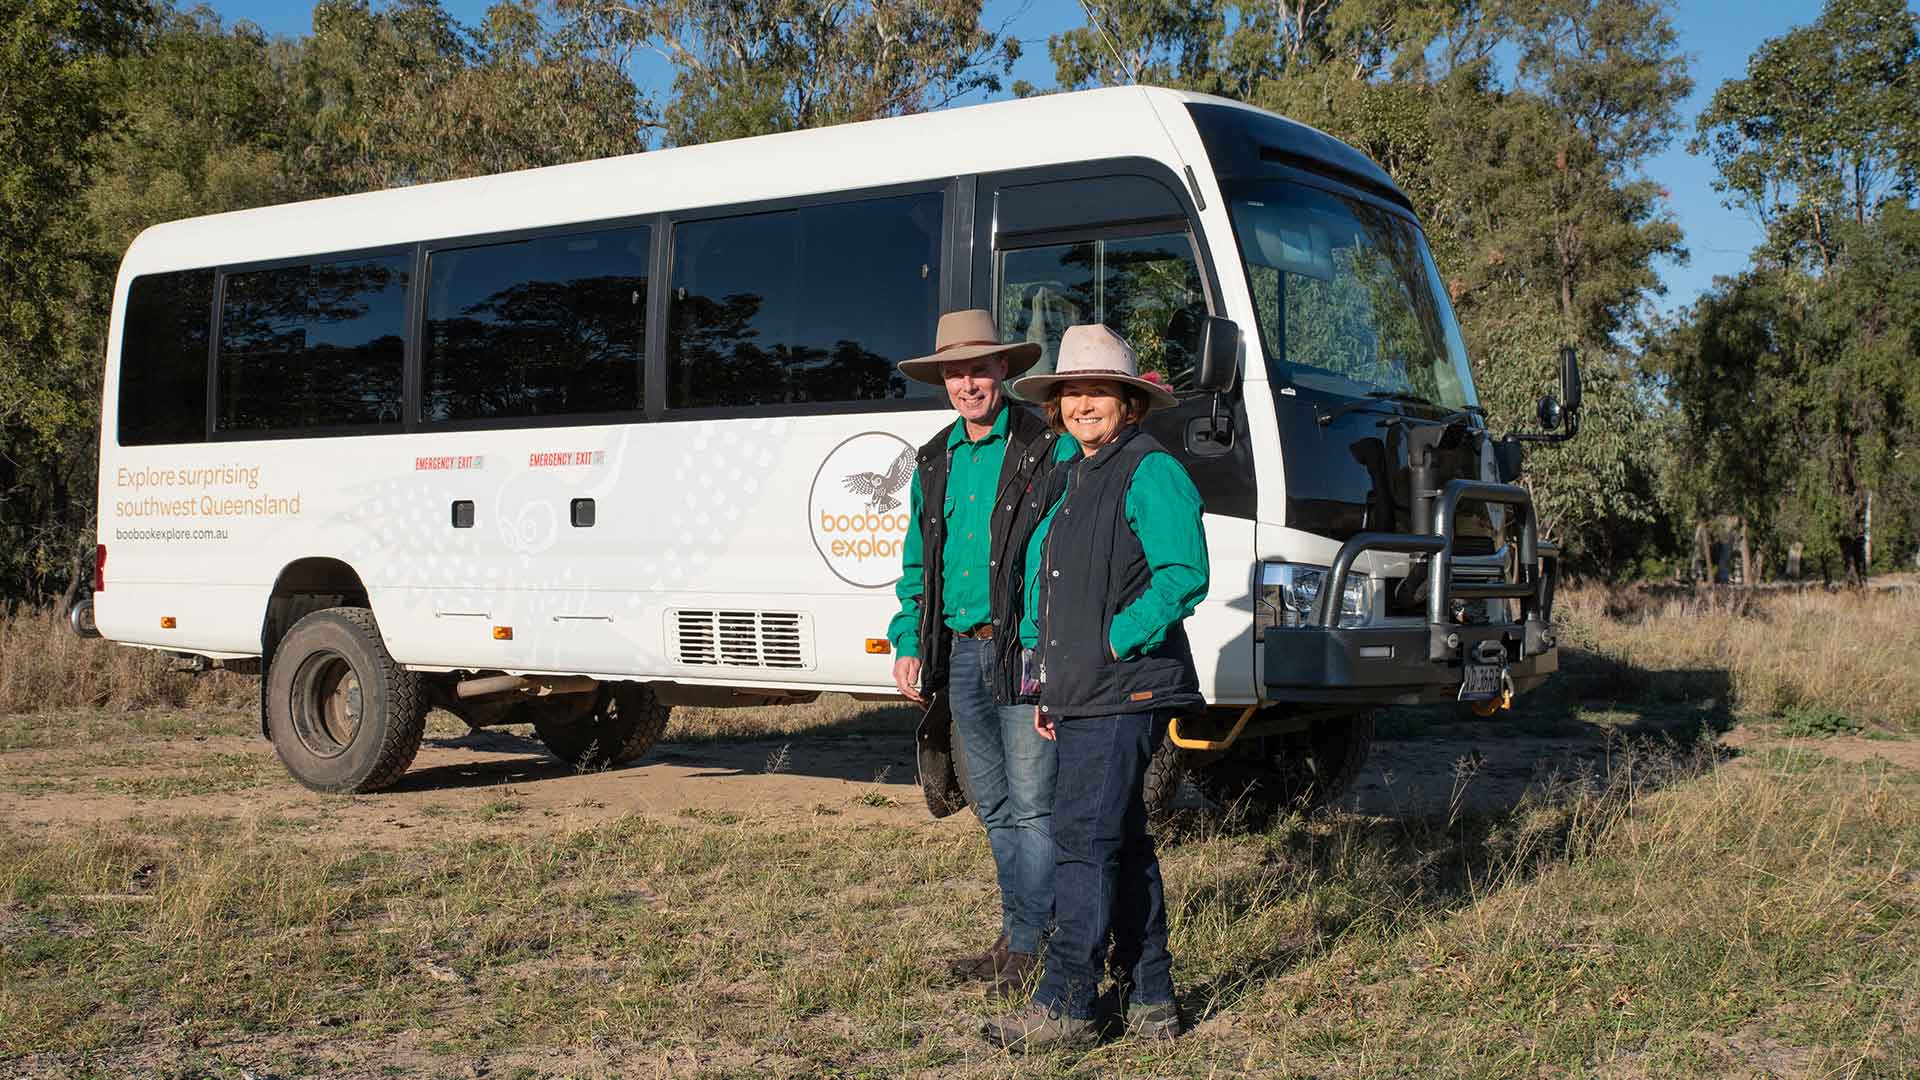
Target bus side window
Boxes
[997,232,1207,397]
[119,269,214,446]
[665,190,945,409]
[217,253,409,433]
[423,224,650,422]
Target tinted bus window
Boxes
[217,253,409,433]
[424,225,650,422]
[667,191,943,408]
[997,231,1206,394]
[119,269,214,446]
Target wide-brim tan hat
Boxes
[897,309,1042,385]
[1009,323,1179,410]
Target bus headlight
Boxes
[1256,562,1369,639]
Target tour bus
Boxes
[85,86,1574,816]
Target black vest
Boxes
[1029,427,1202,718]
[912,404,1059,695]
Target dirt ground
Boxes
[0,721,936,845]
[7,702,1909,850]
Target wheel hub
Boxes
[291,652,363,759]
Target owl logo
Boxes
[841,446,916,514]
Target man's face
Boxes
[942,355,1008,425]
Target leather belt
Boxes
[954,624,995,640]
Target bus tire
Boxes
[1142,728,1188,825]
[1194,710,1377,824]
[265,607,427,794]
[532,682,669,770]
[950,715,976,812]
[915,696,968,818]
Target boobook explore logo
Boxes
[810,431,916,588]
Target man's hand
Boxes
[1033,707,1055,741]
[893,656,924,703]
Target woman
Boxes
[983,323,1209,1051]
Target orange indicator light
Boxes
[160,616,177,629]
[492,626,513,640]
[865,638,890,654]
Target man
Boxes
[888,308,1061,998]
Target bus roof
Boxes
[119,86,1395,276]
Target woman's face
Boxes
[1058,379,1129,453]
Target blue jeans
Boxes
[947,634,1056,955]
[1033,710,1174,1020]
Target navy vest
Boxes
[1029,427,1202,718]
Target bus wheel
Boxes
[532,682,669,770]
[947,714,977,811]
[1194,710,1377,825]
[915,696,969,818]
[1142,732,1189,825]
[266,608,427,794]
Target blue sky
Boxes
[207,0,1846,317]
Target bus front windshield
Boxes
[1227,181,1478,411]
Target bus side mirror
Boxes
[1560,345,1581,413]
[1195,316,1239,394]
[1504,346,1583,447]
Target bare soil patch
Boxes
[0,719,934,848]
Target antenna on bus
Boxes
[1079,1,1137,85]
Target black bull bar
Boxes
[1264,479,1560,706]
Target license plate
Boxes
[1458,662,1504,702]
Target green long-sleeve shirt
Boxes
[1019,446,1209,658]
[885,405,1011,659]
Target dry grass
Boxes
[1555,585,1920,731]
[1,735,1913,1077]
[0,609,254,717]
[3,576,1919,1075]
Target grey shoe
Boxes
[1124,1001,1182,1041]
[981,1002,1098,1052]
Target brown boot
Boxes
[988,950,1039,1000]
[947,934,1009,983]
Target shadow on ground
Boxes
[397,712,922,794]
[1160,647,1744,1018]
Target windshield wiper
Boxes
[1367,390,1438,408]
[1319,390,1447,426]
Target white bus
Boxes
[86,86,1573,814]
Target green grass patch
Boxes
[1774,706,1865,738]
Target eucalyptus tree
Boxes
[0,0,153,605]
[555,0,1019,146]
[1675,0,1920,581]
[1692,0,1919,273]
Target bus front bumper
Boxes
[1263,621,1558,706]
[1261,479,1560,708]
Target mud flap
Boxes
[915,691,967,818]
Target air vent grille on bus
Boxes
[669,610,813,670]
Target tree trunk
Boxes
[1839,533,1868,587]
[1738,517,1753,586]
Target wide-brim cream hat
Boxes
[1009,323,1179,410]
[897,309,1043,386]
